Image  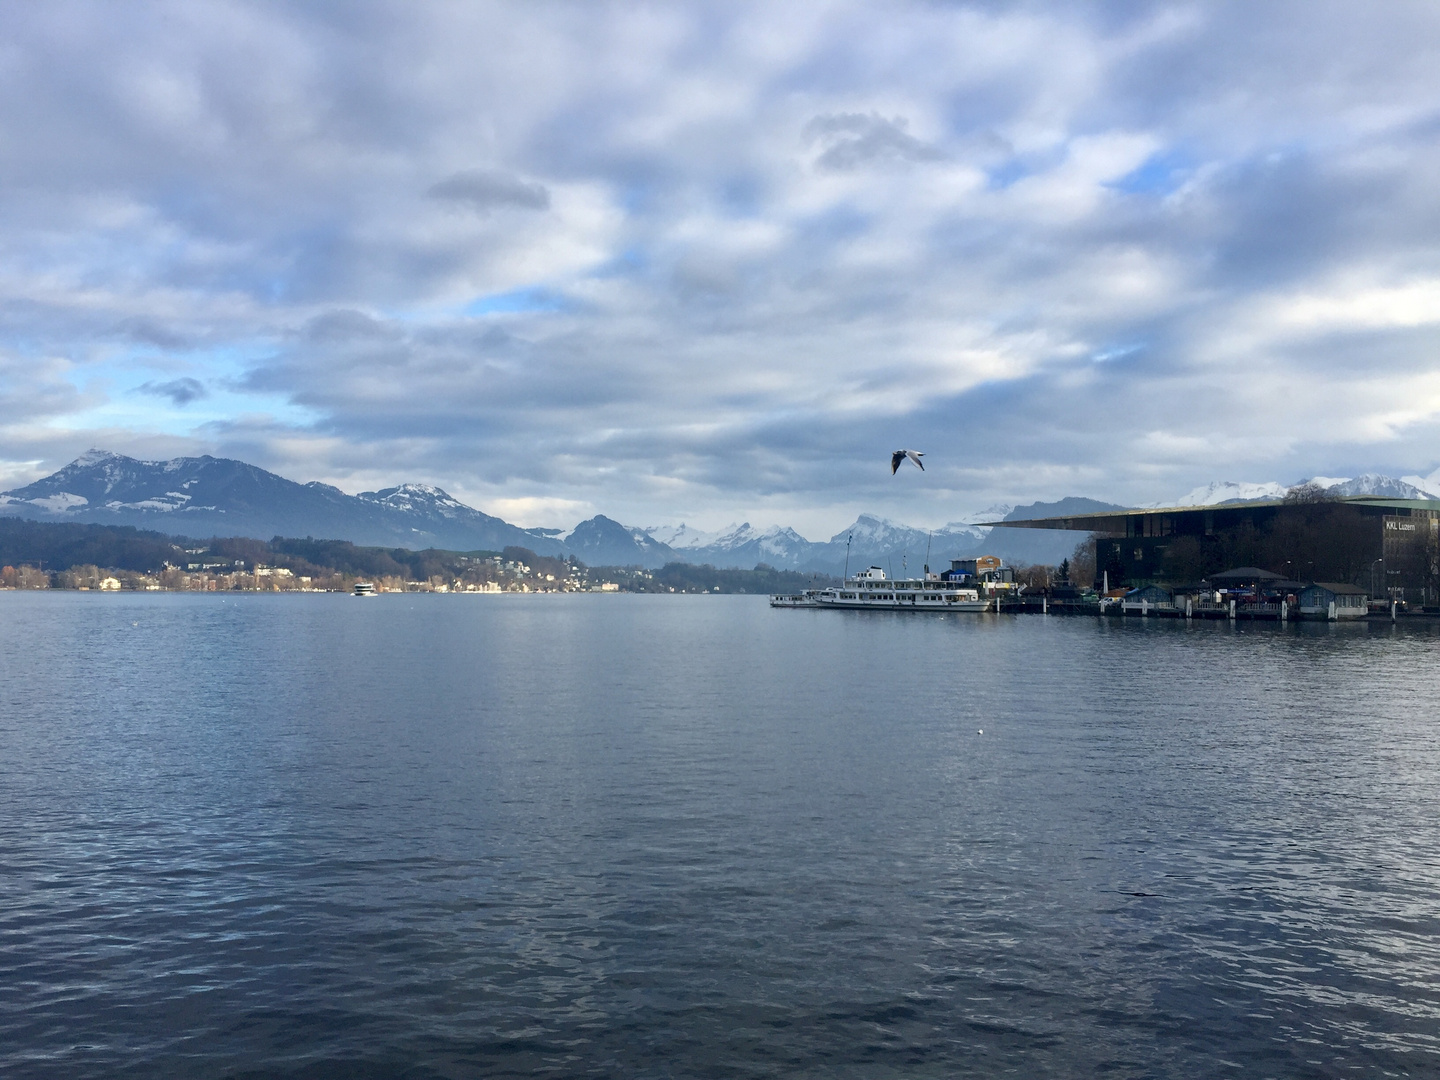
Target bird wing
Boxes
[907,450,925,471]
[891,451,904,474]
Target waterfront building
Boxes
[940,556,1016,590]
[1295,583,1369,620]
[992,496,1440,603]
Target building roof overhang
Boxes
[982,495,1440,533]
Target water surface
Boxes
[2,593,1438,1077]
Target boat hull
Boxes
[812,596,992,612]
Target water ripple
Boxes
[2,593,1438,1077]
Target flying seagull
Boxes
[891,449,924,474]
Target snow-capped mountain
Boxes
[1163,480,1290,507]
[1157,474,1440,508]
[959,503,1016,528]
[360,483,468,516]
[706,523,784,551]
[0,450,565,554]
[1300,476,1351,492]
[832,513,921,550]
[643,522,722,549]
[1313,474,1438,499]
[352,483,567,549]
[1402,467,1440,496]
[684,523,823,569]
[640,521,824,566]
[625,501,1105,573]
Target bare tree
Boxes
[1069,537,1097,588]
[1012,563,1053,589]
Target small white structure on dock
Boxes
[1120,584,1177,615]
[1295,582,1368,620]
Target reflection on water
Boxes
[2,593,1438,1078]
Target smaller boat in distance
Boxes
[770,591,820,608]
[353,582,377,596]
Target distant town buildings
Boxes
[0,550,592,594]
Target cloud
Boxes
[804,113,944,170]
[137,377,208,405]
[0,353,96,426]
[3,1,1440,529]
[428,169,551,212]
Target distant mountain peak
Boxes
[74,448,124,467]
[643,522,723,549]
[1402,472,1440,496]
[1156,473,1440,508]
[1,450,563,555]
[1316,473,1437,499]
[562,514,678,568]
[712,522,763,547]
[394,482,447,496]
[957,502,1014,525]
[763,524,805,540]
[361,482,463,507]
[1161,480,1288,508]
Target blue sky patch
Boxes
[465,289,565,317]
[986,158,1036,190]
[1111,150,1193,196]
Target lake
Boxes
[2,592,1438,1077]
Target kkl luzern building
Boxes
[993,496,1440,603]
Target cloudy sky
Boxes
[4,1,1440,535]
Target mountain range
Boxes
[3,450,1436,573]
[1162,473,1440,507]
[0,450,566,556]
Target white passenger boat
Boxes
[769,591,820,608]
[778,566,993,612]
[353,581,377,596]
